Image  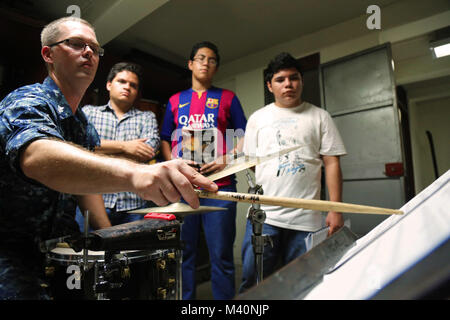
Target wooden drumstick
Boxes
[194,190,403,215]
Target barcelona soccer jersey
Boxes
[161,87,247,186]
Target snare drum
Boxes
[45,246,177,300]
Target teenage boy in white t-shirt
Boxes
[239,52,347,293]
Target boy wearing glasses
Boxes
[0,18,217,299]
[161,41,247,300]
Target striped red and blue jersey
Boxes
[161,87,247,186]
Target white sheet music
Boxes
[303,170,450,300]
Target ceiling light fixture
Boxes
[430,26,450,59]
[430,34,450,59]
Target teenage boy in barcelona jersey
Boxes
[161,41,247,300]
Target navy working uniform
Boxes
[0,77,100,299]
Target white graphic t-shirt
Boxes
[243,102,347,232]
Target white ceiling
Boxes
[112,0,400,66]
[2,0,449,97]
[3,0,402,67]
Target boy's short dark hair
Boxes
[189,41,221,67]
[264,52,303,83]
[107,62,144,91]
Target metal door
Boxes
[320,44,405,236]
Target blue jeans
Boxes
[239,221,311,294]
[181,184,237,300]
[75,206,144,232]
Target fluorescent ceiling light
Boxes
[432,43,450,58]
[430,38,450,58]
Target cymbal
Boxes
[206,145,303,181]
[128,202,227,216]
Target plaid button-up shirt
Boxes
[83,102,160,211]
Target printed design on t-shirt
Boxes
[178,113,216,129]
[272,119,306,177]
[206,98,219,109]
[174,89,223,163]
[178,102,190,108]
[276,149,306,177]
[181,127,217,164]
[178,112,218,164]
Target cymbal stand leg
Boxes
[83,210,89,273]
[246,170,272,285]
[175,248,183,300]
[175,217,184,300]
[83,210,92,298]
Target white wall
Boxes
[211,1,450,267]
[411,97,450,191]
[406,77,450,193]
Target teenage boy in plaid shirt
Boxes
[76,62,160,229]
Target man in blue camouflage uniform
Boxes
[0,76,101,298]
[0,16,218,300]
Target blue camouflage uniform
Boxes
[0,77,100,299]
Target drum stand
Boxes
[245,170,273,285]
[82,210,106,299]
[174,243,183,300]
[82,211,121,300]
[83,210,90,272]
[172,217,184,300]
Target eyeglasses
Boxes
[193,55,218,66]
[48,38,104,57]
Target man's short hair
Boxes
[107,62,144,91]
[264,52,303,83]
[40,16,95,47]
[189,41,221,67]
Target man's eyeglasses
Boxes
[193,55,218,66]
[48,38,105,57]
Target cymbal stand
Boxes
[82,211,117,300]
[245,170,272,285]
[173,216,184,300]
[175,244,183,300]
[83,210,99,298]
[83,210,89,273]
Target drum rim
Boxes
[46,249,169,265]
